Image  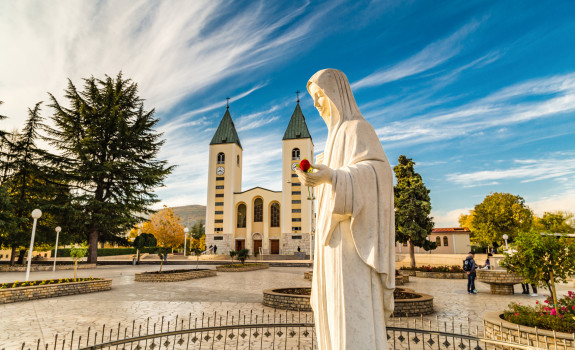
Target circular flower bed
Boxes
[263,287,312,311]
[0,278,111,304]
[393,287,434,317]
[135,269,217,282]
[216,263,270,272]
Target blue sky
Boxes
[1,1,574,226]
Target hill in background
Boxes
[171,205,206,228]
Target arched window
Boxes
[443,236,449,247]
[435,237,441,246]
[237,204,246,228]
[270,203,280,227]
[292,148,300,160]
[254,198,263,222]
[217,152,225,164]
[237,155,240,166]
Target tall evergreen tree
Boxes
[1,103,66,265]
[46,73,174,263]
[394,155,435,268]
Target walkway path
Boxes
[0,264,572,349]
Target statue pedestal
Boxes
[476,270,524,295]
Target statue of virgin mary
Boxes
[296,69,395,349]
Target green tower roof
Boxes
[210,108,242,149]
[282,102,312,141]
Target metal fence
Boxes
[10,311,555,350]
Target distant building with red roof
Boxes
[395,227,471,254]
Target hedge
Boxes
[50,247,158,257]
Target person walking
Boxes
[213,245,217,254]
[464,252,478,294]
[521,283,538,296]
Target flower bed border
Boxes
[216,263,270,272]
[483,310,574,349]
[304,270,313,281]
[135,269,217,282]
[415,271,466,279]
[393,287,434,317]
[263,288,312,311]
[0,278,111,304]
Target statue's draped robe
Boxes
[308,70,395,350]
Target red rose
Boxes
[299,159,311,172]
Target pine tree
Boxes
[394,155,436,268]
[1,103,67,265]
[45,73,174,263]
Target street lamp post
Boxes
[25,209,42,282]
[53,226,62,272]
[502,234,509,250]
[183,227,189,257]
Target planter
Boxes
[399,270,417,277]
[476,270,524,295]
[263,288,312,311]
[216,263,270,272]
[304,270,313,281]
[395,275,410,285]
[393,287,434,317]
[135,269,217,282]
[483,311,574,349]
[0,278,111,304]
[415,271,466,279]
[0,264,97,272]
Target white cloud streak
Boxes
[446,153,575,188]
[375,72,575,147]
[352,20,480,89]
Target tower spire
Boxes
[296,90,300,103]
[226,97,230,109]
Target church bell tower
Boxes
[205,105,242,252]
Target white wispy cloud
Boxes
[446,153,575,187]
[375,72,575,147]
[0,1,319,130]
[431,208,472,228]
[352,20,481,89]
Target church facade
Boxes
[205,102,314,255]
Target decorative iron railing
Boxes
[8,311,560,350]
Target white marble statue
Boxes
[296,69,395,349]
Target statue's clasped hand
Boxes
[295,163,332,187]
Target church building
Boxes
[205,101,314,255]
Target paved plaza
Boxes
[0,264,573,349]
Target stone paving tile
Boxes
[0,265,573,349]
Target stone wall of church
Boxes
[281,232,313,255]
[205,233,233,254]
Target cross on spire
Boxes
[226,97,230,109]
[296,90,300,103]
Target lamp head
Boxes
[55,226,62,233]
[184,227,189,234]
[31,209,42,219]
[502,234,509,240]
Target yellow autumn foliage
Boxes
[141,206,184,248]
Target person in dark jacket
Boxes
[465,252,478,294]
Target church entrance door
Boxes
[235,239,245,251]
[253,239,262,255]
[270,239,280,254]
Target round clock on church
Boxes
[291,163,299,171]
[216,166,225,175]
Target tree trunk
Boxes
[549,271,559,314]
[74,260,77,280]
[409,240,416,268]
[87,230,98,263]
[9,246,16,266]
[17,249,25,265]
